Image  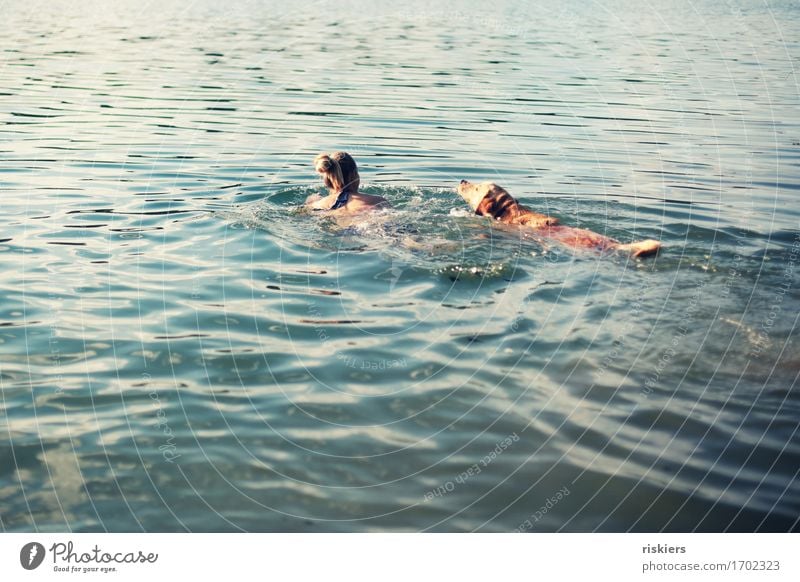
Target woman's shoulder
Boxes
[353,192,389,207]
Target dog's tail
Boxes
[615,239,661,258]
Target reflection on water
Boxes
[1,0,798,532]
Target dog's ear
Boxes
[475,187,519,220]
[474,194,495,217]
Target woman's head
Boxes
[314,151,360,194]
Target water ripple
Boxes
[1,0,798,532]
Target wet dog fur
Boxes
[457,180,661,257]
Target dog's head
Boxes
[457,180,519,219]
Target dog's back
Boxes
[457,180,661,257]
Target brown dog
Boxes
[457,180,661,257]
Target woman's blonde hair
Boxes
[314,151,360,194]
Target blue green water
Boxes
[1,0,799,532]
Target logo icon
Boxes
[20,542,45,570]
[376,256,405,294]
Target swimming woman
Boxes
[306,151,389,213]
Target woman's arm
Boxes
[354,193,390,208]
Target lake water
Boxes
[1,0,799,532]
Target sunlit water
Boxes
[1,0,799,532]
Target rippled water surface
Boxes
[1,0,799,532]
